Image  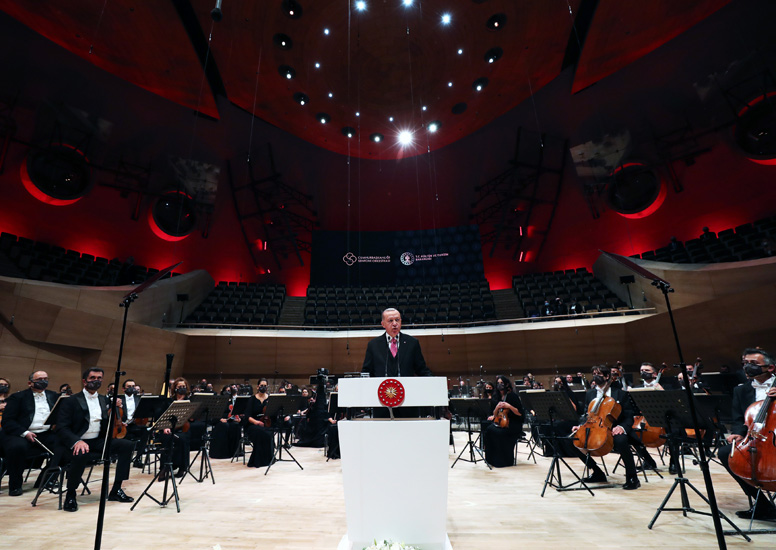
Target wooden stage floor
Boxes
[1,431,774,549]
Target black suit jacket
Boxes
[0,388,60,436]
[361,332,432,378]
[57,391,110,448]
[581,387,634,434]
[118,394,141,421]
[730,381,757,437]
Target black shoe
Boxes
[108,488,134,503]
[9,487,23,497]
[582,471,607,483]
[668,463,677,475]
[623,478,641,490]
[175,468,186,478]
[63,495,78,512]
[641,457,657,470]
[736,505,776,520]
[132,459,144,469]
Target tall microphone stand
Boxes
[93,262,181,550]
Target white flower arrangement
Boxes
[363,540,420,550]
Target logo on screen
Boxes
[343,252,357,266]
[400,252,415,266]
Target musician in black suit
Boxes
[570,365,641,490]
[361,308,432,378]
[718,348,776,520]
[56,367,135,512]
[1,371,60,496]
[117,379,148,466]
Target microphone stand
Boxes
[93,261,180,550]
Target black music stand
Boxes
[130,395,168,466]
[229,396,252,463]
[450,398,492,470]
[184,394,229,484]
[264,395,304,475]
[130,401,199,513]
[694,394,733,462]
[629,390,750,542]
[43,394,69,426]
[521,391,594,497]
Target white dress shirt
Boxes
[82,390,103,440]
[22,390,52,437]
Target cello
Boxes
[573,374,621,457]
[632,367,667,448]
[728,376,776,490]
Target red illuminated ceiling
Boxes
[0,0,731,160]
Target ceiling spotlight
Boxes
[315,62,321,69]
[355,1,366,10]
[293,92,309,106]
[441,13,451,25]
[484,47,503,64]
[486,13,507,31]
[472,77,488,91]
[403,0,413,6]
[328,92,334,98]
[273,33,293,50]
[389,116,394,122]
[278,65,296,80]
[370,133,384,143]
[428,121,441,133]
[341,126,356,138]
[457,48,463,55]
[398,130,414,146]
[448,82,453,87]
[317,113,331,124]
[422,106,427,112]
[281,0,303,19]
[356,111,360,117]
[324,28,330,35]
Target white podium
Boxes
[337,377,452,550]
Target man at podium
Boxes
[362,308,432,378]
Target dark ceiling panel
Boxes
[572,0,733,93]
[0,0,219,118]
[196,0,581,159]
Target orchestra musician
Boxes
[243,378,274,467]
[482,375,524,468]
[0,376,10,418]
[158,377,200,478]
[718,348,776,520]
[58,383,73,396]
[117,379,148,467]
[210,386,243,459]
[56,368,135,511]
[0,371,60,496]
[571,365,641,490]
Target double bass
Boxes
[573,375,621,457]
[728,376,776,490]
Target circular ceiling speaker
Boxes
[20,144,92,205]
[606,163,666,219]
[734,94,776,164]
[148,190,197,241]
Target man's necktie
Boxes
[390,337,398,358]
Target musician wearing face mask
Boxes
[117,379,148,467]
[717,348,776,520]
[570,365,641,490]
[56,368,135,512]
[0,376,10,416]
[158,377,202,478]
[59,383,73,396]
[482,376,524,468]
[1,371,60,496]
[636,363,663,389]
[243,378,274,467]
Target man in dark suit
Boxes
[117,378,148,466]
[718,348,776,520]
[571,365,641,490]
[361,308,432,378]
[0,370,60,496]
[56,367,135,512]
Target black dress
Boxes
[244,395,274,467]
[483,391,525,467]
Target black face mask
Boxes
[85,379,102,391]
[32,379,49,390]
[175,387,187,395]
[496,383,505,391]
[744,363,765,378]
[125,387,136,396]
[0,384,9,394]
[640,371,654,381]
[258,386,268,393]
[593,375,606,386]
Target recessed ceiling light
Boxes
[324,28,330,36]
[485,47,503,64]
[317,113,331,124]
[328,92,334,98]
[428,121,441,133]
[389,116,394,122]
[278,65,296,80]
[472,77,489,91]
[398,130,414,146]
[441,13,451,25]
[293,92,309,106]
[403,0,413,6]
[356,111,360,117]
[342,126,356,138]
[448,82,453,87]
[355,1,366,11]
[281,0,302,19]
[422,106,427,111]
[315,62,321,69]
[370,133,384,143]
[457,48,463,55]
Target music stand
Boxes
[694,394,733,462]
[700,373,740,395]
[449,398,492,470]
[229,396,252,463]
[263,395,305,475]
[184,394,230,484]
[521,391,595,497]
[131,401,199,513]
[628,390,749,541]
[43,394,69,426]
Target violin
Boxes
[573,375,620,457]
[494,405,510,429]
[728,376,776,490]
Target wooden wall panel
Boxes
[47,308,114,350]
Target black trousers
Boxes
[65,436,134,492]
[2,431,61,491]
